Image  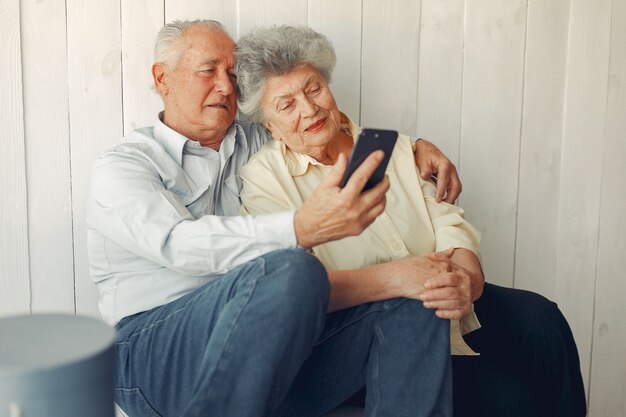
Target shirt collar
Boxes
[284,112,360,177]
[153,112,247,165]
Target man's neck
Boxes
[162,113,227,150]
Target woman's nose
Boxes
[300,97,318,117]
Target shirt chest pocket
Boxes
[169,182,211,208]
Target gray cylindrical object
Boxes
[0,314,116,417]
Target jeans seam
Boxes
[368,320,384,417]
[184,257,264,416]
[315,307,386,346]
[115,387,163,417]
[123,278,223,344]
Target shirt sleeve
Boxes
[88,149,297,277]
[418,172,481,258]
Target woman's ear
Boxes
[265,122,281,142]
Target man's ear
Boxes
[152,63,168,96]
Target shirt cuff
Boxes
[254,210,298,248]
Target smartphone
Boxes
[339,128,398,191]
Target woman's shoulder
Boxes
[241,139,285,177]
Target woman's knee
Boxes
[382,298,448,330]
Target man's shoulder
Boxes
[234,119,271,151]
[99,126,165,160]
[94,126,172,174]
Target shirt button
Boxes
[391,240,404,251]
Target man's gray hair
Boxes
[236,25,337,123]
[154,19,230,70]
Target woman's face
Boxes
[260,64,342,155]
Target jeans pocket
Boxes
[115,388,163,417]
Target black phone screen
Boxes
[339,128,398,191]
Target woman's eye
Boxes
[279,102,293,111]
[308,83,322,94]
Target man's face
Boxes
[158,26,238,147]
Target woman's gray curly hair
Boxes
[235,25,337,123]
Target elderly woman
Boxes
[236,26,586,417]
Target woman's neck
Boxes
[308,130,353,165]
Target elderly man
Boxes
[88,20,462,417]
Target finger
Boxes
[342,151,384,195]
[359,198,386,231]
[427,247,455,262]
[443,171,462,204]
[323,152,348,187]
[423,298,467,310]
[420,287,461,302]
[419,160,434,180]
[359,175,390,208]
[434,165,450,203]
[435,309,468,320]
[423,273,462,290]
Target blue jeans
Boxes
[114,249,452,417]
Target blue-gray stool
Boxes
[0,314,116,417]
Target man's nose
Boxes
[215,70,235,95]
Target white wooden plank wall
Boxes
[66,0,124,316]
[555,0,613,391]
[21,0,75,313]
[2,0,625,414]
[460,0,527,288]
[589,0,626,413]
[0,0,30,316]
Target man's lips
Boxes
[206,103,229,110]
[305,118,326,132]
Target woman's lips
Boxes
[306,118,327,133]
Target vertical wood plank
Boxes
[0,0,30,317]
[556,0,612,394]
[361,0,420,136]
[21,0,75,313]
[67,0,123,317]
[514,0,570,299]
[416,0,465,165]
[238,0,307,40]
[308,0,362,122]
[166,1,237,37]
[459,0,527,287]
[589,2,626,413]
[121,0,164,134]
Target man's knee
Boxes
[262,248,330,314]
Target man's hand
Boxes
[414,139,462,203]
[294,151,389,249]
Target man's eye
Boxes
[279,102,293,111]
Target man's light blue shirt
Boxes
[88,115,297,325]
